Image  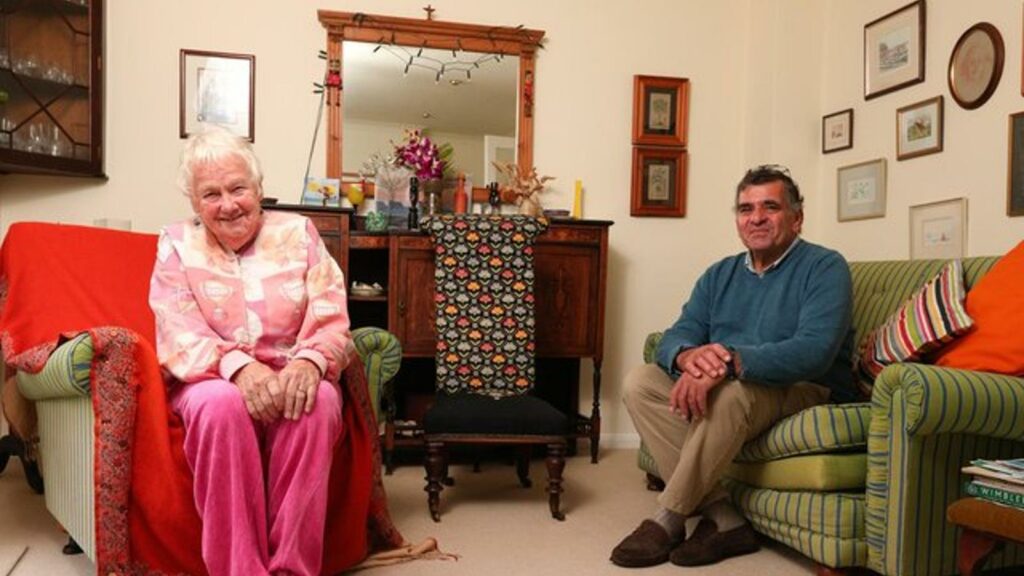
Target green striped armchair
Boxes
[15,325,401,563]
[637,257,1024,576]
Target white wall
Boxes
[815,0,1024,259]
[1,0,1019,443]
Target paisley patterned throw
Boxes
[426,215,548,398]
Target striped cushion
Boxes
[735,403,871,461]
[16,333,93,400]
[726,479,868,568]
[727,453,867,491]
[857,260,972,390]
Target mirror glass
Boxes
[342,40,518,187]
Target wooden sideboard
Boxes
[265,204,612,466]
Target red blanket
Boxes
[0,222,402,575]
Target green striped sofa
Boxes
[636,257,1024,576]
[16,325,401,563]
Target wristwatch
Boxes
[724,346,738,380]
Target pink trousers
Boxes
[170,379,342,576]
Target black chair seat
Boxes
[423,392,569,436]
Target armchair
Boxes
[0,222,405,574]
[421,215,569,522]
[637,257,1024,576]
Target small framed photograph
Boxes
[630,146,687,217]
[837,158,886,222]
[897,96,943,161]
[909,198,967,260]
[1006,112,1024,216]
[948,23,1004,110]
[632,75,689,147]
[822,108,854,153]
[180,49,255,141]
[864,0,926,100]
[302,177,341,207]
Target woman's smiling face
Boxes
[189,153,263,251]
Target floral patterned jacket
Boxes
[149,211,352,385]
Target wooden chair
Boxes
[421,215,568,522]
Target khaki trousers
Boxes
[622,364,830,516]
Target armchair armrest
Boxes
[643,332,664,365]
[16,333,93,401]
[351,327,402,422]
[871,363,1024,440]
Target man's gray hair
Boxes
[734,164,803,212]
[177,124,263,198]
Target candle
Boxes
[572,179,583,219]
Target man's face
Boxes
[735,180,802,265]
[189,154,262,251]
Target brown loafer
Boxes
[610,519,680,567]
[669,518,759,566]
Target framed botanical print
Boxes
[180,49,255,141]
[632,75,689,147]
[837,158,886,222]
[630,146,686,217]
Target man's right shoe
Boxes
[610,519,680,568]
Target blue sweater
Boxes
[655,240,856,403]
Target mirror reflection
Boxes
[342,40,518,187]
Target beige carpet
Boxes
[0,448,816,575]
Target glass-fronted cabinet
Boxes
[0,0,103,177]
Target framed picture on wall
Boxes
[864,0,926,100]
[837,158,886,222]
[948,23,1004,110]
[630,146,687,217]
[896,96,943,161]
[822,108,854,153]
[180,49,255,141]
[632,75,689,147]
[909,198,967,260]
[1006,111,1024,216]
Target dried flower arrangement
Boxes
[492,161,554,216]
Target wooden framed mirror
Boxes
[318,10,544,201]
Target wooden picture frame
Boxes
[948,22,1004,110]
[909,198,967,260]
[837,158,886,222]
[864,0,926,100]
[822,108,854,153]
[632,75,689,147]
[897,96,943,161]
[630,146,687,217]
[1006,111,1024,216]
[180,49,255,141]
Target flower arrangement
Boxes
[392,129,453,181]
[493,161,554,216]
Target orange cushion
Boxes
[933,241,1024,375]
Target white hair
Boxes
[177,124,263,197]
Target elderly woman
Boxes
[149,126,351,576]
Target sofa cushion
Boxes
[934,241,1024,375]
[856,260,972,390]
[734,402,871,462]
[727,453,866,491]
[16,332,93,400]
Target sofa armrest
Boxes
[871,363,1024,440]
[352,327,402,422]
[16,333,93,401]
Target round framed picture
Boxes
[948,22,1004,110]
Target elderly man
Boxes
[612,165,856,568]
